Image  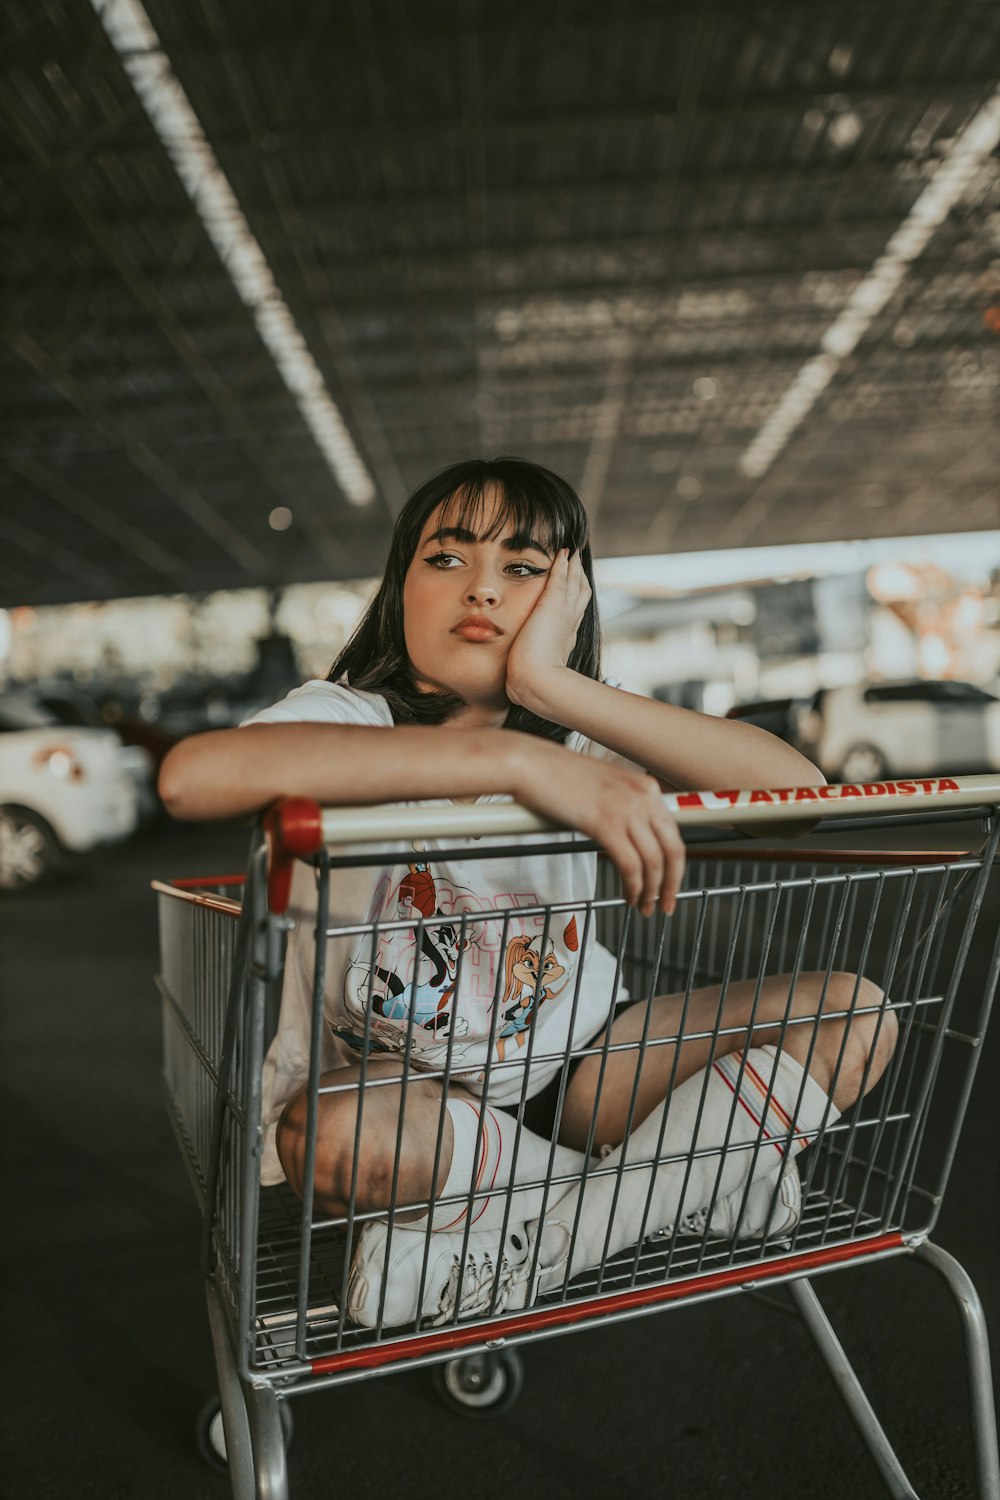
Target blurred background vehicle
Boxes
[0,685,160,820]
[0,688,143,890]
[724,696,809,747]
[794,679,1000,783]
[32,685,178,771]
[728,679,1000,783]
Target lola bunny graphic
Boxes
[495,925,575,1060]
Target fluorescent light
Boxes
[594,529,1000,593]
[739,86,1000,480]
[91,0,376,508]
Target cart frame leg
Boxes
[788,1241,999,1500]
[206,1278,291,1500]
[245,1382,290,1500]
[788,1275,918,1499]
[206,1277,256,1500]
[914,1241,1000,1500]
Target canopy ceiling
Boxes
[2,0,999,605]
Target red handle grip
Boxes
[262,797,324,914]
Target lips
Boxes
[451,615,503,642]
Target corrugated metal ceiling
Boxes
[2,0,998,604]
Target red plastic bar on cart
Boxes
[263,797,324,913]
[308,1231,906,1376]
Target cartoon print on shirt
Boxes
[337,865,584,1073]
[500,935,567,1029]
[495,919,577,1062]
[396,860,435,919]
[338,861,480,1058]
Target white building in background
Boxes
[2,535,996,723]
[0,581,375,705]
[604,572,871,715]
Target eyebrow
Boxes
[423,525,553,557]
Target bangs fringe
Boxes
[436,469,589,556]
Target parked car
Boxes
[14,687,164,820]
[0,689,143,890]
[36,687,177,769]
[793,679,1000,782]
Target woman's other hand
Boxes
[505,549,591,711]
[513,739,686,918]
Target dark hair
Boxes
[328,456,602,741]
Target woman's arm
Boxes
[510,669,823,794]
[159,721,528,821]
[159,720,687,916]
[506,551,825,794]
[506,550,825,848]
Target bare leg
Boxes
[276,1060,590,1230]
[558,969,897,1154]
[526,969,898,1287]
[276,1060,454,1220]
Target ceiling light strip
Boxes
[91,0,376,508]
[739,86,1000,481]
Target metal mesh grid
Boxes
[157,888,249,1307]
[154,830,996,1380]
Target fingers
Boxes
[604,784,686,919]
[617,822,665,912]
[628,824,685,917]
[553,548,591,589]
[552,549,591,627]
[656,811,686,915]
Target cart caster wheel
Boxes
[195,1396,294,1475]
[433,1349,524,1416]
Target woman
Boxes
[160,457,895,1327]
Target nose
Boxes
[463,571,499,607]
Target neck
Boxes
[444,700,509,730]
[409,669,509,730]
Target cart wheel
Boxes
[433,1349,524,1416]
[195,1395,294,1475]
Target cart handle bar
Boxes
[262,773,1000,914]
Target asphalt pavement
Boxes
[1,812,997,1500]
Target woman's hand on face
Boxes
[505,549,591,711]
[516,742,686,917]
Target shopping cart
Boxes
[154,775,1000,1500]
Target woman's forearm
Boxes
[158,722,538,821]
[512,668,825,792]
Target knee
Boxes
[276,1088,336,1200]
[277,1087,390,1213]
[821,973,897,1105]
[850,979,897,1086]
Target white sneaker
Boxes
[711,1158,801,1239]
[651,1160,802,1244]
[346,1219,531,1329]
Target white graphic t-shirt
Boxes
[244,680,635,1184]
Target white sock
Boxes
[411,1094,590,1233]
[533,1044,838,1284]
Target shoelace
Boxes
[432,1250,530,1326]
[648,1206,709,1241]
